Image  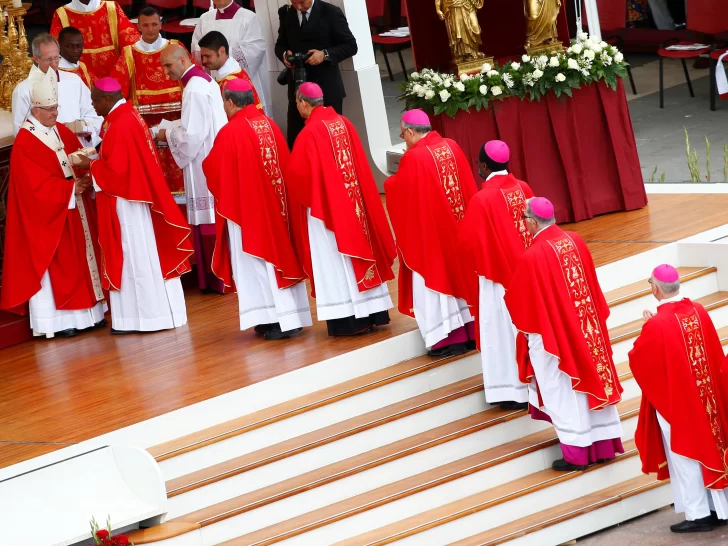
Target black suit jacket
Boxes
[274,1,358,103]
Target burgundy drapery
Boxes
[430,80,646,223]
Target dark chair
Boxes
[657,37,710,108]
[371,33,410,82]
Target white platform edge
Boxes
[645,183,728,194]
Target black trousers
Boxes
[287,97,344,149]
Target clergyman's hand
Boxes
[74,153,91,170]
[156,128,167,143]
[642,309,655,322]
[75,174,91,195]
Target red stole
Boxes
[288,106,395,296]
[505,224,623,410]
[631,299,728,488]
[384,131,478,318]
[91,102,193,290]
[0,123,100,313]
[218,70,263,111]
[59,61,96,89]
[202,106,305,291]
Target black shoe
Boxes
[264,325,302,340]
[54,328,79,338]
[711,511,727,526]
[500,401,529,411]
[670,517,713,533]
[92,319,107,330]
[111,328,137,335]
[254,323,276,334]
[466,340,477,351]
[428,346,454,358]
[551,458,588,471]
[595,457,615,464]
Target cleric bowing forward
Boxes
[459,140,534,409]
[385,109,478,357]
[288,83,396,336]
[203,79,312,340]
[630,264,728,533]
[504,197,625,471]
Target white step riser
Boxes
[500,484,673,546]
[161,354,483,480]
[606,272,718,329]
[611,302,728,364]
[168,391,489,518]
[387,456,645,545]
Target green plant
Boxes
[706,136,711,182]
[724,143,727,182]
[649,166,658,183]
[685,128,702,182]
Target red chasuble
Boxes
[90,101,193,290]
[458,174,534,346]
[504,224,623,410]
[1,123,100,314]
[60,60,96,89]
[203,105,305,291]
[51,1,139,77]
[110,40,190,193]
[217,70,263,111]
[288,106,396,295]
[630,299,728,488]
[384,131,478,318]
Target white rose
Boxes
[433,75,443,84]
[522,54,531,63]
[615,52,624,63]
[590,43,603,53]
[600,52,613,66]
[454,82,465,92]
[532,68,544,79]
[487,69,499,77]
[460,73,470,82]
[555,73,566,82]
[416,86,426,97]
[549,56,560,67]
[444,79,453,89]
[439,89,451,102]
[538,55,549,65]
[425,90,435,100]
[491,86,502,96]
[570,43,583,55]
[510,62,521,71]
[567,58,579,70]
[410,71,420,80]
[480,62,492,73]
[583,49,595,61]
[479,84,488,95]
[578,31,589,42]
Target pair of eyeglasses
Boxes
[648,279,654,285]
[399,128,411,139]
[41,56,61,63]
[37,105,60,113]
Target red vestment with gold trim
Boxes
[630,299,728,488]
[217,69,263,110]
[59,60,97,89]
[288,106,395,297]
[504,224,623,410]
[384,131,478,318]
[51,1,139,77]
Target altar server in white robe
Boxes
[1,69,106,338]
[84,77,193,333]
[203,78,312,339]
[156,44,228,293]
[12,33,102,147]
[191,0,271,115]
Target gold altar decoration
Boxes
[435,0,493,76]
[524,0,563,56]
[0,1,32,111]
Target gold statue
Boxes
[524,0,563,55]
[436,0,492,74]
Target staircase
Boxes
[125,260,728,545]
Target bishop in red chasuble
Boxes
[0,69,106,337]
[51,0,139,78]
[505,197,624,471]
[203,79,311,340]
[288,83,395,337]
[630,264,728,533]
[385,109,477,357]
[87,78,192,333]
[459,140,534,409]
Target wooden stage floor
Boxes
[1,193,726,470]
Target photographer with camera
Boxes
[275,0,358,147]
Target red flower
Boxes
[96,530,110,540]
[115,536,130,546]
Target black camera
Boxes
[277,51,313,87]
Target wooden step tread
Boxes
[604,266,715,307]
[447,474,664,546]
[218,405,640,546]
[166,374,484,496]
[609,291,728,344]
[331,440,640,546]
[149,351,470,461]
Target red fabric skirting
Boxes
[0,309,32,349]
[430,80,647,223]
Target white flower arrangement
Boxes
[399,33,629,117]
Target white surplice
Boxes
[12,65,103,147]
[94,99,187,332]
[479,277,528,403]
[133,35,168,53]
[191,2,271,115]
[412,272,473,349]
[307,211,393,321]
[64,0,100,11]
[167,66,227,226]
[227,220,312,332]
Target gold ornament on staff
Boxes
[524,0,564,56]
[435,0,494,76]
[0,1,32,111]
